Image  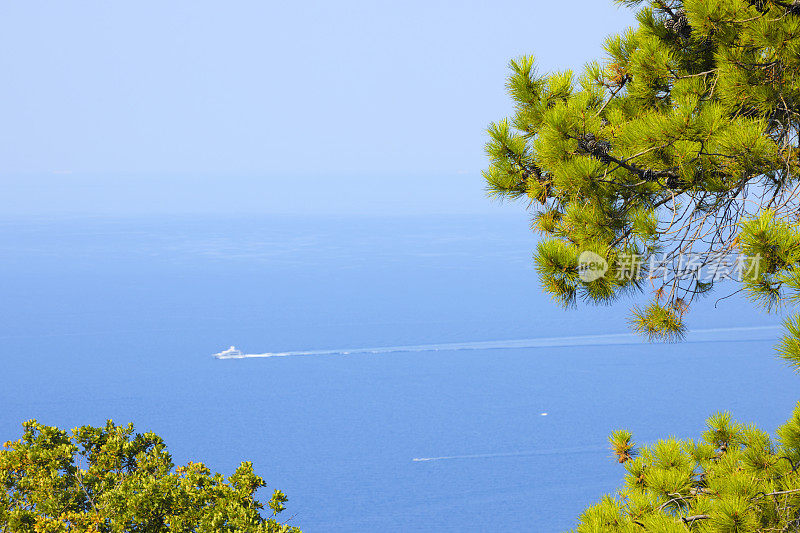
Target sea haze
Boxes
[0,213,795,531]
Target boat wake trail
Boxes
[213,325,780,359]
[412,446,606,462]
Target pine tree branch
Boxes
[596,78,629,117]
[681,514,710,523]
[570,133,679,186]
[753,488,800,499]
[658,493,694,511]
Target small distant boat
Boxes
[213,346,244,359]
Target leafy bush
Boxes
[0,420,299,533]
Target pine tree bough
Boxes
[575,408,800,531]
[485,2,800,528]
[574,132,679,187]
[681,514,710,524]
[484,0,800,351]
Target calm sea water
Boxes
[1,214,795,531]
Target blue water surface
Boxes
[1,214,795,531]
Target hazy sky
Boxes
[0,1,635,214]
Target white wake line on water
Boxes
[213,325,781,359]
[412,446,607,462]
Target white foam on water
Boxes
[213,325,781,359]
[411,446,606,462]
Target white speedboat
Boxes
[213,346,243,359]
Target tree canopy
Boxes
[593,407,800,531]
[485,0,800,530]
[485,0,800,359]
[0,420,299,533]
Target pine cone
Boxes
[674,17,689,35]
[579,133,611,159]
[578,133,595,152]
[666,174,680,189]
[665,9,691,38]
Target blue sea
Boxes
[1,213,796,531]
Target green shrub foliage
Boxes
[0,420,300,533]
